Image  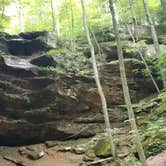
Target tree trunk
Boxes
[109,1,147,165]
[1,0,5,19]
[80,0,116,159]
[70,0,75,52]
[161,0,166,8]
[17,0,24,32]
[142,0,166,89]
[129,0,139,41]
[50,0,56,32]
[50,0,60,37]
[142,0,160,54]
[123,22,160,93]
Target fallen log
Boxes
[3,156,28,166]
[87,157,113,165]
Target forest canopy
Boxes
[0,0,165,39]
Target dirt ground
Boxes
[0,146,83,166]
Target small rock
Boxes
[18,147,45,160]
[117,146,130,158]
[59,146,72,152]
[27,151,45,160]
[73,147,86,154]
[45,141,58,148]
[18,147,28,156]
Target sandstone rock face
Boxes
[0,32,158,145]
[0,31,57,56]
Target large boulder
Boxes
[30,55,57,67]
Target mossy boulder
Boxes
[94,137,112,158]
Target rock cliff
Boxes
[0,31,159,145]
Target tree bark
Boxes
[142,0,160,54]
[50,0,56,32]
[124,22,160,93]
[161,0,166,8]
[50,0,60,37]
[142,0,166,89]
[17,0,24,32]
[80,0,116,159]
[129,0,139,41]
[109,0,147,165]
[70,0,75,52]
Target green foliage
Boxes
[131,59,148,77]
[159,92,166,101]
[142,118,166,157]
[159,53,166,69]
[125,40,147,53]
[0,0,163,42]
[0,0,10,31]
[23,0,53,32]
[136,92,166,157]
[117,0,160,25]
[120,156,142,166]
[144,57,161,79]
[42,48,89,74]
[157,6,166,26]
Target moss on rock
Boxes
[135,92,166,157]
[143,130,166,157]
[94,137,112,158]
[0,54,5,68]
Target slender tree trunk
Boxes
[64,0,71,39]
[1,0,5,18]
[160,0,166,24]
[56,18,60,37]
[90,28,103,60]
[109,1,147,165]
[70,0,75,52]
[138,51,161,93]
[161,0,166,8]
[142,0,166,89]
[80,0,116,159]
[17,0,24,32]
[55,0,60,37]
[118,0,160,93]
[142,0,160,54]
[50,0,56,32]
[50,0,60,37]
[129,0,139,41]
[125,23,160,93]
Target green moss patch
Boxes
[94,137,112,158]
